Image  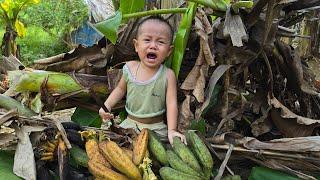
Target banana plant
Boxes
[0,0,40,57]
[95,0,187,45]
[168,2,198,77]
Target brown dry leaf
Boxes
[206,132,244,145]
[251,106,273,137]
[201,65,232,113]
[195,10,215,66]
[194,15,203,33]
[0,133,17,150]
[272,158,320,172]
[198,8,212,34]
[243,136,320,152]
[195,40,205,66]
[36,45,109,72]
[201,63,209,77]
[269,96,320,137]
[178,95,194,133]
[195,105,202,120]
[193,68,206,103]
[180,66,200,90]
[0,109,18,126]
[201,38,215,66]
[269,96,320,125]
[270,108,317,137]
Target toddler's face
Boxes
[134,20,173,68]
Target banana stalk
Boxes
[7,70,109,96]
[0,94,36,117]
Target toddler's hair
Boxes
[136,15,174,43]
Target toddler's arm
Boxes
[99,75,127,121]
[166,69,186,145]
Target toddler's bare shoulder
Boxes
[126,61,139,69]
[166,68,176,78]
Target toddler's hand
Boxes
[168,129,187,145]
[99,108,114,122]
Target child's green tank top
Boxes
[122,63,167,118]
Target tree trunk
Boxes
[1,26,18,57]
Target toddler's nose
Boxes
[149,41,158,49]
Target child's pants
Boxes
[119,116,168,140]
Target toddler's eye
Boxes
[144,39,150,42]
[158,41,166,44]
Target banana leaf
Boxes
[119,0,144,15]
[95,0,144,44]
[71,107,102,127]
[249,167,299,180]
[168,2,198,77]
[95,11,122,45]
[0,151,21,180]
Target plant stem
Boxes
[186,0,227,11]
[122,8,187,19]
[0,94,36,117]
[232,1,254,13]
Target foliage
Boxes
[16,26,67,65]
[190,118,206,134]
[169,2,197,77]
[0,0,40,57]
[0,151,21,180]
[249,167,299,180]
[0,0,40,37]
[95,0,144,44]
[21,0,88,45]
[119,0,144,15]
[71,107,102,128]
[95,11,122,44]
[3,0,88,63]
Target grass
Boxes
[17,26,68,65]
[0,25,68,65]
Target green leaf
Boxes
[119,0,144,15]
[119,110,127,123]
[95,11,122,44]
[168,2,197,77]
[222,175,241,180]
[190,118,206,134]
[71,107,102,127]
[249,167,299,180]
[0,151,21,180]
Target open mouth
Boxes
[147,52,157,59]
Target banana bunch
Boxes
[148,130,215,180]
